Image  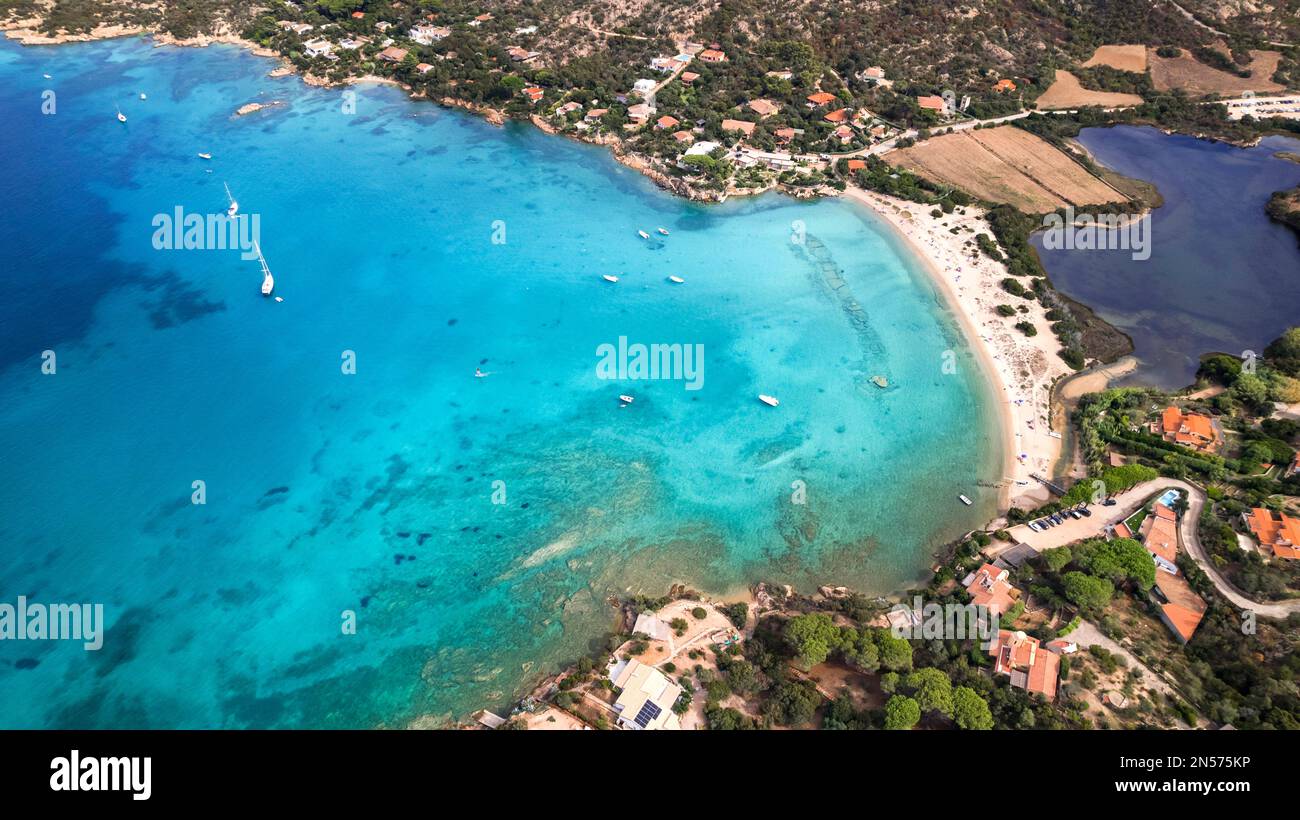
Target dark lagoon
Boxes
[1034,125,1300,389]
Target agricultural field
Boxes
[1148,48,1285,95]
[888,126,1127,213]
[1081,44,1149,73]
[1035,70,1145,110]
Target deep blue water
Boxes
[1035,125,1300,388]
[0,38,999,727]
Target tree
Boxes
[1232,372,1271,409]
[1264,326,1300,376]
[1062,571,1114,611]
[1198,353,1242,386]
[1042,546,1072,572]
[1077,537,1156,590]
[874,628,914,672]
[765,680,821,726]
[906,668,954,717]
[953,686,994,730]
[884,695,921,729]
[785,613,841,669]
[840,627,880,672]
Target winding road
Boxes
[1005,478,1300,619]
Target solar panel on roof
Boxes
[633,700,662,728]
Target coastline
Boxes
[840,187,1070,514]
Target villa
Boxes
[721,119,756,136]
[1139,502,1180,574]
[415,62,435,75]
[994,78,1017,92]
[987,630,1059,700]
[1158,406,1221,452]
[680,71,700,84]
[698,49,726,63]
[962,563,1017,616]
[748,99,780,117]
[806,91,837,107]
[627,103,654,124]
[303,39,333,59]
[377,46,409,63]
[917,95,949,115]
[655,115,680,130]
[608,659,682,730]
[671,130,694,144]
[632,78,657,97]
[823,107,850,123]
[522,86,544,104]
[1243,507,1300,559]
[409,24,449,44]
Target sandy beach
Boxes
[842,187,1071,513]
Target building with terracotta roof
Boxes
[721,118,755,136]
[774,127,800,143]
[671,129,694,143]
[1159,406,1220,452]
[1154,571,1208,644]
[377,46,409,63]
[832,125,854,144]
[522,86,544,103]
[747,99,780,117]
[655,115,680,130]
[698,49,726,63]
[963,563,1017,616]
[680,71,700,84]
[994,78,1017,92]
[415,62,435,75]
[1140,509,1179,573]
[806,91,837,107]
[1243,507,1300,559]
[917,94,949,114]
[626,103,654,123]
[988,630,1059,699]
[823,107,850,123]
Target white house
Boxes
[303,39,333,58]
[608,659,682,730]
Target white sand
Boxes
[842,187,1072,513]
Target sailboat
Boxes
[115,105,127,123]
[254,240,274,296]
[224,182,239,218]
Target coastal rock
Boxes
[234,100,284,117]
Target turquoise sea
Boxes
[0,38,999,727]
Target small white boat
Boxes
[115,105,127,123]
[139,93,147,100]
[198,152,212,160]
[43,74,52,79]
[958,494,972,506]
[602,274,619,283]
[274,296,284,303]
[657,227,669,236]
[668,275,685,284]
[637,230,650,239]
[758,394,779,407]
[224,182,239,218]
[619,395,634,406]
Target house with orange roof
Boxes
[994,78,1017,92]
[680,71,699,84]
[655,115,680,130]
[748,99,780,118]
[626,103,654,124]
[415,62,435,75]
[1155,571,1207,644]
[832,125,854,144]
[522,86,544,103]
[1158,406,1220,452]
[720,119,755,136]
[917,94,949,115]
[671,130,694,144]
[377,46,409,63]
[962,563,1017,616]
[806,91,837,107]
[698,49,726,63]
[1243,507,1300,559]
[1139,503,1179,573]
[987,630,1059,700]
[847,159,866,172]
[823,107,850,123]
[774,127,799,143]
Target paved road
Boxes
[1004,478,1300,619]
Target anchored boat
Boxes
[758,394,779,407]
[254,240,274,296]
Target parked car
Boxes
[1078,506,1092,517]
[1103,498,1117,506]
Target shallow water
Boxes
[0,38,999,727]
